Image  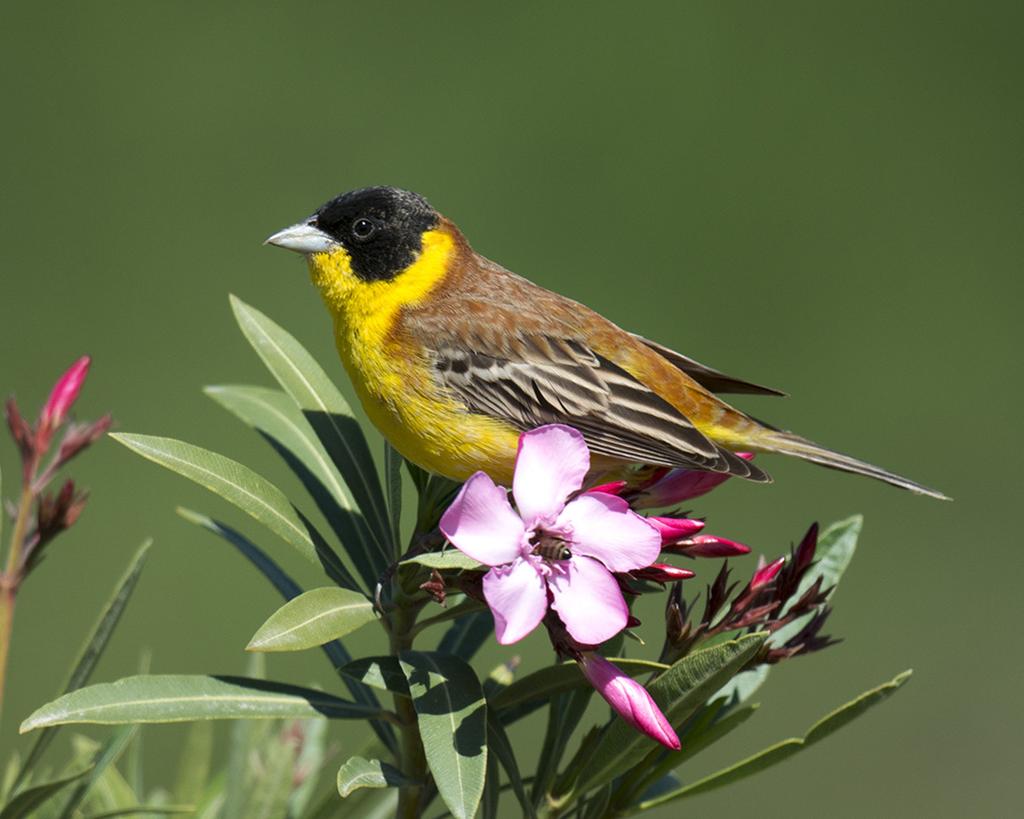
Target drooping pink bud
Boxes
[632,563,696,583]
[664,534,752,558]
[40,357,91,432]
[578,653,680,749]
[750,556,786,590]
[647,516,705,544]
[631,454,755,509]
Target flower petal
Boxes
[512,425,590,525]
[482,558,548,644]
[548,556,628,645]
[440,471,526,566]
[556,493,661,572]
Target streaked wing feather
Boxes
[433,335,769,480]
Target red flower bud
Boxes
[664,534,752,558]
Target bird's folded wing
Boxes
[630,335,786,397]
[431,332,768,480]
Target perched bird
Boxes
[265,186,944,499]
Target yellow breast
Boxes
[307,229,521,483]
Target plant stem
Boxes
[0,481,35,718]
[389,604,427,819]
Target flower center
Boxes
[530,531,572,563]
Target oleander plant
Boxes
[2,299,911,819]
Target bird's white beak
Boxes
[264,221,336,254]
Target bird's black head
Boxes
[302,186,440,282]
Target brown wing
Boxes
[431,332,768,481]
[631,335,786,397]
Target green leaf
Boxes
[336,757,411,797]
[82,808,194,818]
[177,509,396,757]
[487,717,534,818]
[58,725,137,819]
[492,658,668,719]
[566,633,767,797]
[206,384,385,589]
[15,541,151,791]
[636,670,913,809]
[247,587,376,652]
[400,550,483,572]
[111,433,355,589]
[613,699,759,809]
[20,675,379,732]
[438,610,494,661]
[338,657,410,697]
[399,651,487,819]
[229,296,391,554]
[173,720,213,806]
[0,767,93,819]
[384,443,403,554]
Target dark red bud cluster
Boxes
[660,523,837,668]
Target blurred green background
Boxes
[1,1,1020,816]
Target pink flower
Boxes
[631,453,755,509]
[40,356,90,430]
[578,652,680,750]
[647,516,706,543]
[440,425,661,646]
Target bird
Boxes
[265,186,945,500]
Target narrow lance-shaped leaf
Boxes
[80,808,193,818]
[336,757,412,797]
[438,610,495,662]
[58,725,137,819]
[565,633,767,797]
[247,587,377,652]
[0,766,93,819]
[177,509,396,757]
[20,675,380,732]
[400,551,483,572]
[111,433,355,589]
[384,443,403,555]
[635,670,913,810]
[229,295,391,556]
[399,651,487,819]
[174,720,214,807]
[486,718,534,818]
[15,540,151,790]
[205,385,383,590]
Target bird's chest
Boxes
[333,318,519,481]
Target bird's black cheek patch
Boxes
[348,233,422,282]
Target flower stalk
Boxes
[0,357,108,718]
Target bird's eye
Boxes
[352,217,377,240]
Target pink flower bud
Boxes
[578,653,680,750]
[631,454,754,509]
[586,480,628,496]
[647,516,705,544]
[632,563,696,583]
[750,556,786,590]
[40,357,91,431]
[665,534,752,558]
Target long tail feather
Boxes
[760,431,949,500]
